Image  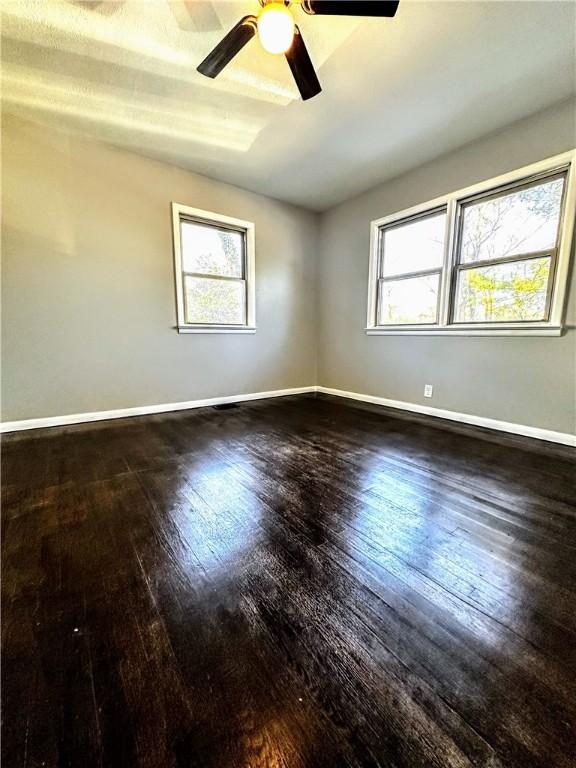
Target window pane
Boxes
[454,257,551,323]
[382,212,446,277]
[184,276,245,325]
[181,221,243,277]
[378,274,439,325]
[459,176,564,264]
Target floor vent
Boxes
[213,403,240,411]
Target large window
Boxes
[172,204,255,333]
[367,152,575,336]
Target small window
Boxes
[172,204,255,333]
[367,151,575,336]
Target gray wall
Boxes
[1,116,318,421]
[318,99,576,434]
[3,100,576,433]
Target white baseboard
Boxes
[316,386,576,447]
[2,385,574,447]
[0,386,316,434]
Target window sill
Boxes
[365,325,563,337]
[177,326,256,334]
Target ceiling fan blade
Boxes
[301,1,399,17]
[197,15,257,78]
[285,26,321,101]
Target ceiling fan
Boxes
[197,1,400,101]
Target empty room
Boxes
[2,1,576,766]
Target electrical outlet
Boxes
[424,384,433,398]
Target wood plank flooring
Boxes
[2,393,576,768]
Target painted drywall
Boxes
[3,100,576,434]
[1,115,318,421]
[317,98,576,435]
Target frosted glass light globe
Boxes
[258,3,295,54]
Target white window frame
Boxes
[366,150,576,336]
[172,203,256,334]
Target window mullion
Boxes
[439,197,457,327]
[182,271,245,283]
[454,249,555,272]
[379,268,441,282]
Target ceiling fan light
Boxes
[257,3,295,54]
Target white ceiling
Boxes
[2,0,575,210]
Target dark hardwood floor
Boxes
[2,393,576,768]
